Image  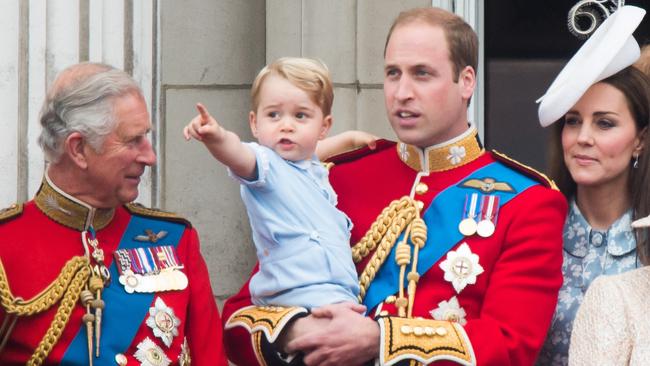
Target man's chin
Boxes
[119,190,140,205]
[394,131,430,148]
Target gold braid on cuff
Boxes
[377,316,476,366]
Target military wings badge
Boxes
[459,178,515,193]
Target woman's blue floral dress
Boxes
[536,199,638,366]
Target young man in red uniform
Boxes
[0,63,227,365]
[223,7,566,366]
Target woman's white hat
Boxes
[537,5,646,127]
[632,214,650,229]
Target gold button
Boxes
[385,295,396,304]
[415,200,424,210]
[379,310,389,316]
[415,182,428,195]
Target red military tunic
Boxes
[223,129,566,366]
[0,177,227,365]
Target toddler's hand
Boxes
[182,103,224,142]
[351,131,379,150]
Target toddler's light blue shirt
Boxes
[230,142,360,309]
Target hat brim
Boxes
[632,214,650,228]
[537,6,645,127]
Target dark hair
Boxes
[384,7,478,83]
[548,66,650,262]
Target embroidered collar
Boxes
[397,126,484,173]
[34,174,115,231]
[563,199,636,258]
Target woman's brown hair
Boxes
[548,66,650,262]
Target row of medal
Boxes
[458,193,500,238]
[114,245,188,293]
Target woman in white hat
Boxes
[536,5,649,365]
[539,64,650,366]
[566,41,650,366]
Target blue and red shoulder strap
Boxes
[363,160,540,311]
[61,215,185,365]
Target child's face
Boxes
[250,74,332,161]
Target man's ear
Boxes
[63,132,89,169]
[458,65,476,100]
[319,115,333,140]
[249,111,258,138]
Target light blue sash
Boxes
[363,161,538,311]
[61,215,184,365]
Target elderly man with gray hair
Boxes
[0,62,227,366]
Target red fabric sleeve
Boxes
[463,186,566,365]
[184,227,229,366]
[222,265,259,365]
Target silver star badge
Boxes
[430,295,468,325]
[146,298,181,347]
[439,242,484,293]
[134,337,171,366]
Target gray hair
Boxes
[38,62,143,163]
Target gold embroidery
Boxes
[224,305,308,343]
[34,178,114,231]
[492,150,559,190]
[460,178,515,193]
[0,203,23,223]
[252,332,268,366]
[398,128,484,173]
[125,203,190,227]
[378,316,475,366]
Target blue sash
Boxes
[362,161,538,311]
[61,215,185,365]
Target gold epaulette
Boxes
[0,203,23,224]
[377,316,476,366]
[124,203,191,227]
[224,305,308,343]
[491,150,559,191]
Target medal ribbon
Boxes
[61,215,185,365]
[115,245,183,275]
[480,195,499,223]
[363,161,538,311]
[463,193,479,221]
